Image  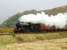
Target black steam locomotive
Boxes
[14,21,41,33]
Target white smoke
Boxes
[18,12,67,28]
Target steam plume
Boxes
[18,12,67,29]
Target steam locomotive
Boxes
[14,21,67,33]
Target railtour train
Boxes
[14,21,67,33]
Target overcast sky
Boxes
[0,0,67,24]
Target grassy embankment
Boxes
[0,28,67,50]
[0,28,67,44]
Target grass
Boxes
[15,32,67,42]
[0,27,13,33]
[0,32,67,45]
[0,34,67,50]
[0,28,67,50]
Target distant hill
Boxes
[45,5,67,15]
[1,5,67,27]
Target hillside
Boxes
[2,5,67,27]
[1,10,41,27]
[45,5,67,15]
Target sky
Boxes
[0,0,67,24]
